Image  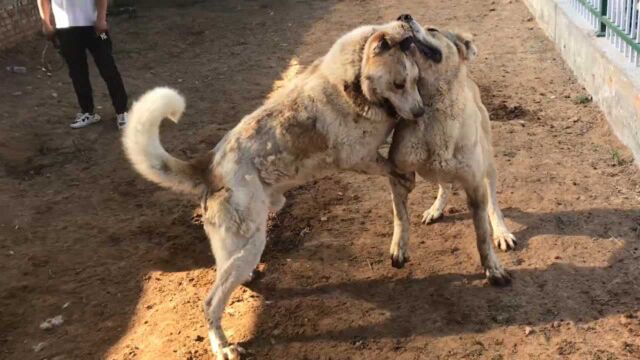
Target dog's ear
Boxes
[413,36,443,63]
[448,31,477,61]
[370,32,391,56]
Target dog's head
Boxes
[398,14,477,81]
[359,21,427,120]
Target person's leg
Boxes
[57,27,94,114]
[87,31,128,115]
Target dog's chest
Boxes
[330,115,394,166]
[415,118,466,173]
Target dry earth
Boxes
[1,0,639,359]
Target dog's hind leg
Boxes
[240,191,285,285]
[204,226,265,359]
[485,162,516,251]
[421,182,452,224]
[389,172,415,268]
[463,178,511,286]
[202,190,268,359]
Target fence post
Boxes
[597,0,608,36]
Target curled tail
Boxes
[122,87,209,195]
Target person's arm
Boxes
[95,0,109,34]
[37,0,56,39]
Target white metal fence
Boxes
[571,0,640,65]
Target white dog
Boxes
[387,15,515,286]
[123,19,439,359]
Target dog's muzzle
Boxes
[396,14,443,63]
[397,14,413,23]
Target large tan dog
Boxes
[387,15,515,286]
[123,20,437,359]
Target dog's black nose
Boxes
[397,14,413,23]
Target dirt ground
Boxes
[1,0,640,359]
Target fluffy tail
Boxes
[122,87,207,195]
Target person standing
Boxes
[37,0,129,129]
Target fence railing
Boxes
[571,0,640,66]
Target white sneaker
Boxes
[117,112,128,130]
[70,113,101,129]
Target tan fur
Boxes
[122,20,423,359]
[387,18,515,286]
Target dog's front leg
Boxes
[463,180,511,286]
[388,171,415,268]
[351,155,415,268]
[485,162,517,251]
[422,182,452,224]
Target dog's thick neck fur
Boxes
[320,25,394,123]
[342,75,396,122]
[419,65,468,116]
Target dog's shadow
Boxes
[246,207,640,348]
[419,206,638,250]
[506,207,639,246]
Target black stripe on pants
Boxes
[56,26,128,114]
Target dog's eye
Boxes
[394,81,405,90]
[427,27,439,32]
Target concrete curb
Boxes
[522,0,640,165]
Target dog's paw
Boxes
[484,265,512,287]
[390,249,409,269]
[242,263,267,285]
[421,207,444,225]
[216,345,245,360]
[242,269,259,285]
[493,232,517,251]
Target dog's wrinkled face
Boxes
[397,14,477,78]
[360,21,425,120]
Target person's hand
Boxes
[42,20,56,41]
[95,18,108,35]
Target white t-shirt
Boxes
[52,0,97,28]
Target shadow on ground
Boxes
[248,207,640,351]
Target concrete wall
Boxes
[522,0,640,166]
[0,0,40,50]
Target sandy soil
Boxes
[1,0,640,359]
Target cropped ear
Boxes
[446,31,478,61]
[370,32,391,56]
[457,32,478,60]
